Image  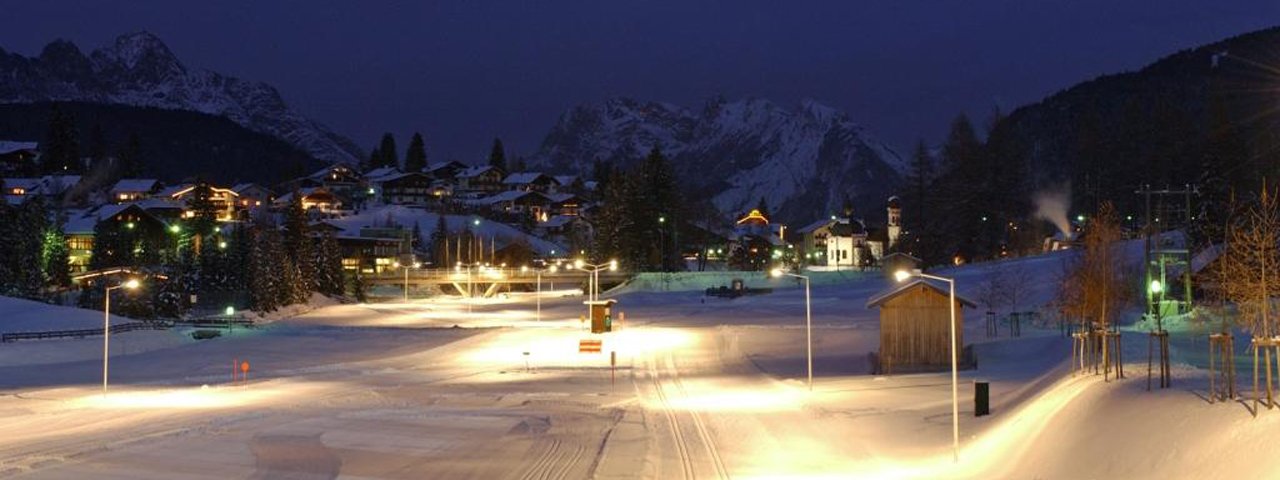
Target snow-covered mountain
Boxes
[531,97,905,222]
[0,32,362,164]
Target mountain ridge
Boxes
[0,31,363,165]
[531,96,905,223]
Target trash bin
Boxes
[974,380,990,417]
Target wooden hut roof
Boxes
[865,278,977,309]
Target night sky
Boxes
[1,1,1277,162]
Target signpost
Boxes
[579,339,603,353]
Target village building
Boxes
[0,141,39,175]
[232,183,275,210]
[425,161,468,182]
[62,203,172,273]
[163,184,240,221]
[370,172,434,205]
[274,187,342,213]
[456,165,506,195]
[503,172,561,193]
[866,277,976,374]
[109,179,163,203]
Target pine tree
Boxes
[116,133,143,178]
[42,105,81,174]
[315,232,345,296]
[248,227,284,312]
[405,132,427,172]
[512,157,527,172]
[636,146,682,271]
[283,192,317,295]
[41,214,71,289]
[431,215,449,266]
[87,124,108,172]
[378,133,398,169]
[365,146,381,172]
[488,138,507,171]
[186,182,219,248]
[905,140,934,233]
[350,273,368,303]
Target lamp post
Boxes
[524,264,560,322]
[392,260,420,303]
[103,278,140,395]
[770,268,812,391]
[895,268,960,462]
[574,259,617,302]
[658,215,667,272]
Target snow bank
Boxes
[612,270,876,294]
[0,295,134,333]
[243,293,344,323]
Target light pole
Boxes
[895,268,960,462]
[103,278,140,395]
[523,264,559,322]
[771,268,813,392]
[392,260,420,302]
[574,259,617,302]
[658,215,667,272]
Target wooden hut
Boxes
[866,278,976,373]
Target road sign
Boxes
[579,339,602,353]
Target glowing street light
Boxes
[1149,279,1163,294]
[895,268,960,462]
[771,268,813,392]
[392,260,420,302]
[103,278,140,395]
[576,259,617,302]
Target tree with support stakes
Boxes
[1062,202,1131,381]
[1217,186,1280,414]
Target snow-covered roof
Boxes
[308,163,360,180]
[135,198,184,211]
[363,166,402,181]
[275,187,333,204]
[473,190,541,205]
[458,165,500,178]
[322,205,565,255]
[3,178,42,191]
[0,141,38,155]
[796,218,837,234]
[232,183,273,196]
[866,278,977,309]
[157,184,191,197]
[545,192,578,203]
[503,172,557,185]
[110,179,161,193]
[370,172,429,184]
[427,161,466,174]
[553,175,579,186]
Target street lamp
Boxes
[771,268,813,392]
[103,278,140,395]
[576,259,617,302]
[895,268,960,462]
[392,260,420,302]
[658,215,667,272]
[524,264,559,322]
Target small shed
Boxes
[866,278,976,373]
[584,299,618,334]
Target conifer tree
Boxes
[283,192,317,294]
[41,215,71,289]
[431,215,449,266]
[42,105,81,174]
[405,132,427,172]
[315,232,345,297]
[117,133,143,178]
[248,226,289,312]
[365,146,381,172]
[87,124,108,171]
[378,133,398,169]
[488,138,507,171]
[350,273,368,303]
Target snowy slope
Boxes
[531,97,905,221]
[0,295,135,333]
[0,32,362,164]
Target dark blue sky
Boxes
[1,1,1277,162]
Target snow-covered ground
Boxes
[1,244,1277,478]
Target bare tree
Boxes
[1219,187,1280,338]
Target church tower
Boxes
[886,196,901,248]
